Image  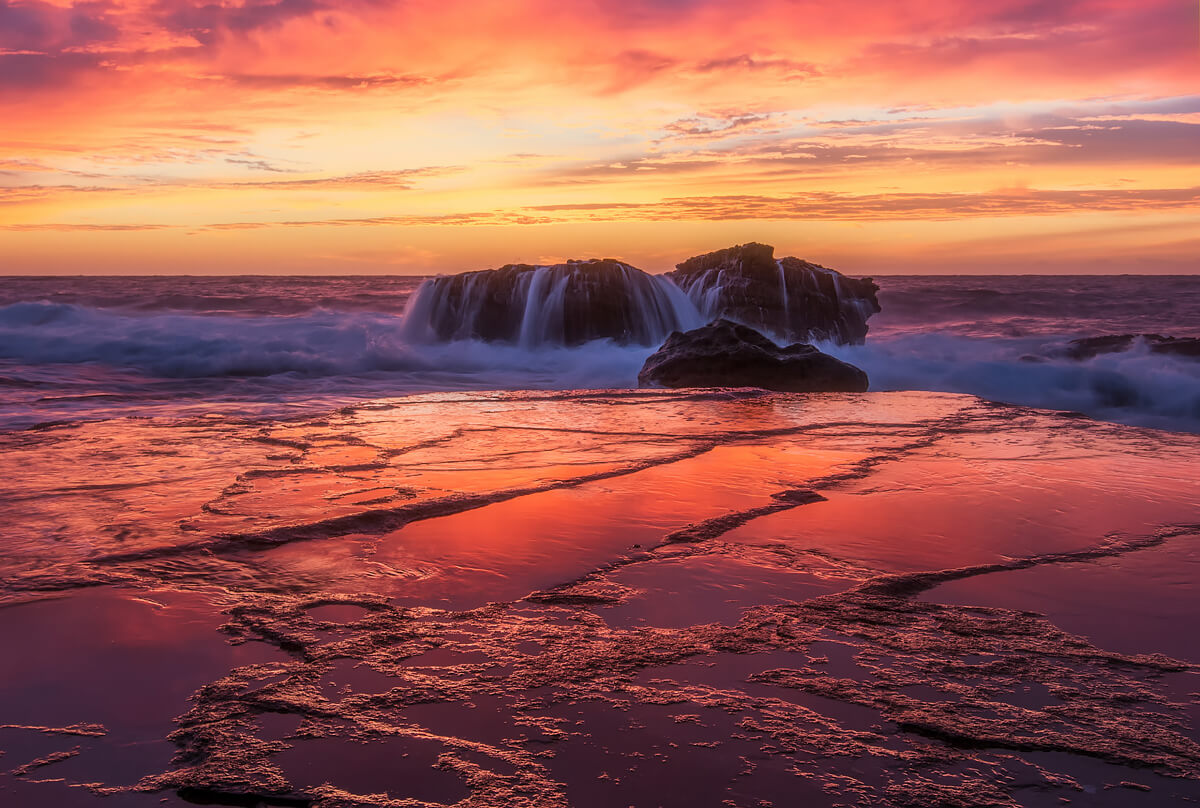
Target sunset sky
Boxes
[2,0,1198,274]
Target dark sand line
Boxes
[80,416,957,567]
[858,523,1200,599]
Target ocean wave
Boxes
[3,300,1200,433]
[824,332,1200,431]
[0,276,424,316]
[0,301,653,388]
[871,275,1200,339]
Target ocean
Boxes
[1,273,1198,431]
[3,273,1200,807]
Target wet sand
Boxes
[1,389,1198,807]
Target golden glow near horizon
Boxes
[2,0,1199,274]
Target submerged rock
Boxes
[637,319,869,392]
[668,242,880,345]
[1065,334,1200,361]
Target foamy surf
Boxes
[822,332,1200,431]
[1,273,1198,432]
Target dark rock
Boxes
[403,244,882,348]
[637,319,869,393]
[404,259,689,346]
[667,242,880,345]
[1065,334,1200,361]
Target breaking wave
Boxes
[824,333,1200,431]
[0,300,654,387]
[2,273,1199,433]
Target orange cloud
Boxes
[1,0,1198,273]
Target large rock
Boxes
[1065,334,1200,361]
[637,319,869,392]
[667,243,880,345]
[402,259,694,347]
[402,244,882,349]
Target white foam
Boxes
[823,332,1200,431]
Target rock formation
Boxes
[637,319,869,392]
[403,245,881,348]
[667,243,880,345]
[402,259,697,347]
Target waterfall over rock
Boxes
[668,243,881,345]
[403,260,702,347]
[403,245,881,348]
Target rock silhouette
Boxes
[638,319,869,392]
[668,242,880,345]
[403,245,880,347]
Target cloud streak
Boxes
[7,186,1198,231]
[2,0,1198,272]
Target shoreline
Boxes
[2,390,1198,806]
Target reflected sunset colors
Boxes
[5,0,1200,804]
[1,390,1199,805]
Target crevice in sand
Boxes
[9,747,81,777]
[0,723,107,737]
[856,523,1200,600]
[7,414,968,602]
[9,394,1199,807]
[93,521,1198,807]
[522,428,960,607]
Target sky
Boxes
[1,0,1198,274]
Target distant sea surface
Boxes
[2,274,1198,431]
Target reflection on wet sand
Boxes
[1,389,1198,807]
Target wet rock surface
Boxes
[1064,334,1200,361]
[637,319,870,392]
[668,242,881,344]
[403,260,691,347]
[1,390,1199,807]
[401,243,881,349]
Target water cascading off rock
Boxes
[668,243,881,345]
[402,259,701,347]
[402,245,880,348]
